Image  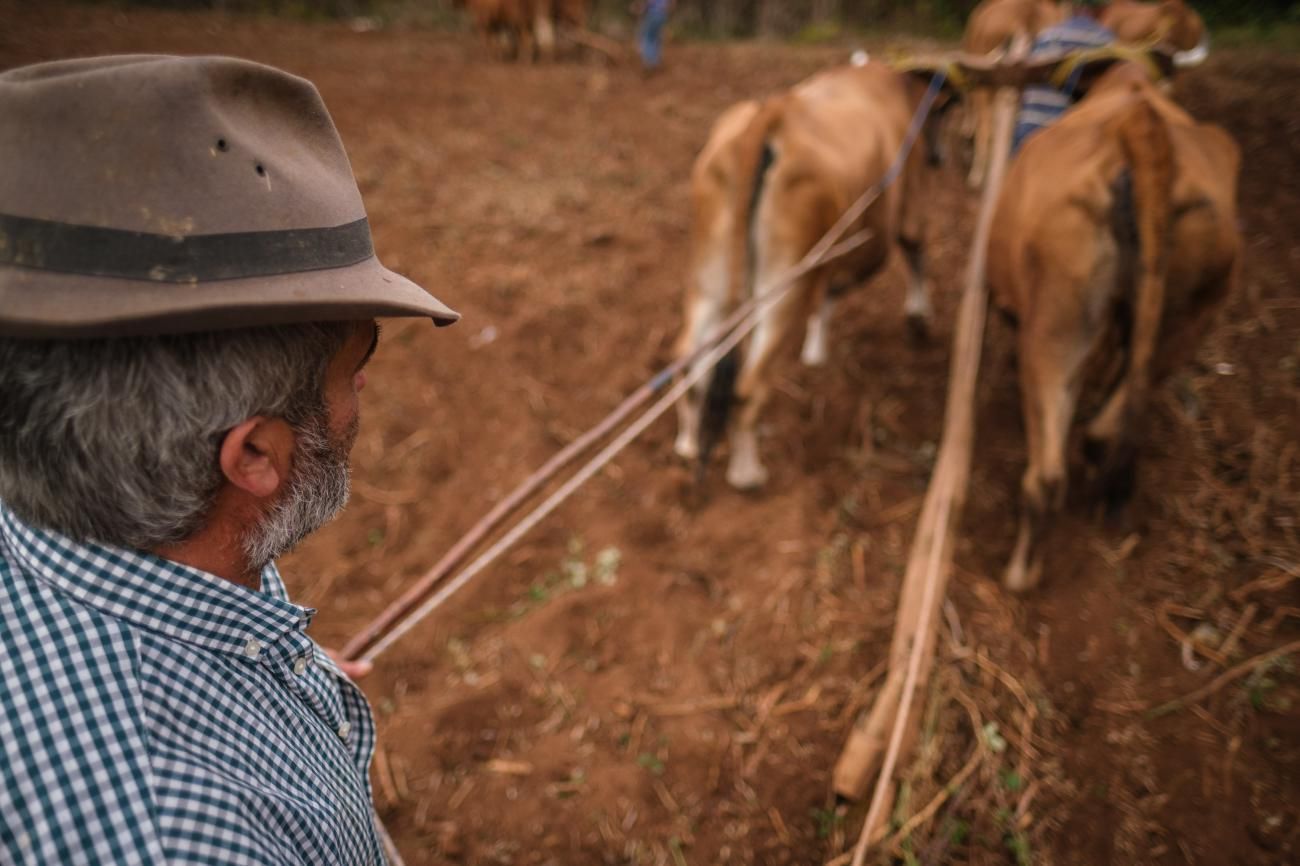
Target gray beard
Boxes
[242,413,357,572]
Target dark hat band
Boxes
[0,212,374,283]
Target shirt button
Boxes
[337,721,352,739]
[293,656,310,676]
[243,639,262,659]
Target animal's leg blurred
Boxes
[1005,286,1098,592]
[727,285,803,490]
[800,273,833,367]
[674,259,727,462]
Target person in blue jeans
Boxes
[636,0,673,72]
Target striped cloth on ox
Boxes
[0,502,387,865]
[1013,16,1117,151]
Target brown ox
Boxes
[674,61,940,490]
[1100,0,1209,59]
[962,0,1067,189]
[988,63,1240,591]
[454,0,557,62]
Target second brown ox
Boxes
[674,60,942,490]
[989,62,1240,591]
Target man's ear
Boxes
[218,417,296,500]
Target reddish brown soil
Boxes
[4,5,1297,864]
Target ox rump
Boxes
[671,60,949,491]
[987,61,1241,592]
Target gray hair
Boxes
[0,322,351,551]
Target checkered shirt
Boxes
[1013,16,1116,151]
[0,502,387,865]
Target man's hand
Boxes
[325,648,373,680]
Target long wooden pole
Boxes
[832,83,1019,837]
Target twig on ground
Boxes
[1108,639,1300,716]
[942,599,965,651]
[884,688,985,856]
[353,478,423,506]
[1157,601,1229,667]
[1261,606,1300,633]
[1229,567,1298,601]
[374,747,401,807]
[917,782,972,866]
[832,660,890,729]
[953,647,1040,764]
[647,696,738,717]
[1217,603,1258,659]
[769,806,793,846]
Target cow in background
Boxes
[673,60,944,491]
[962,0,1067,189]
[454,0,557,62]
[988,62,1240,591]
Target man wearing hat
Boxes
[1013,1,1116,151]
[0,56,457,863]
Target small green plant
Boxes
[1000,769,1024,793]
[1006,831,1033,866]
[811,806,843,840]
[945,817,970,846]
[1244,657,1294,712]
[636,752,665,776]
[668,837,688,866]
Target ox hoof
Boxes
[800,343,828,367]
[1002,554,1042,594]
[726,462,769,492]
[673,435,700,463]
[905,312,931,343]
[1082,434,1108,469]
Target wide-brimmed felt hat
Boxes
[0,54,459,338]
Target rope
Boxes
[345,68,949,663]
[1048,42,1167,89]
[359,237,867,662]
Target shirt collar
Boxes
[0,502,315,657]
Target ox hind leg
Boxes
[1006,242,1116,592]
[896,145,934,340]
[1084,267,1235,508]
[674,250,730,462]
[533,1,557,61]
[727,170,841,490]
[899,235,933,340]
[726,274,812,490]
[805,210,894,366]
[800,270,836,367]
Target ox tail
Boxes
[1112,96,1174,478]
[726,97,785,310]
[696,100,782,477]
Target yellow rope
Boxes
[1047,41,1166,89]
[886,42,1171,93]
